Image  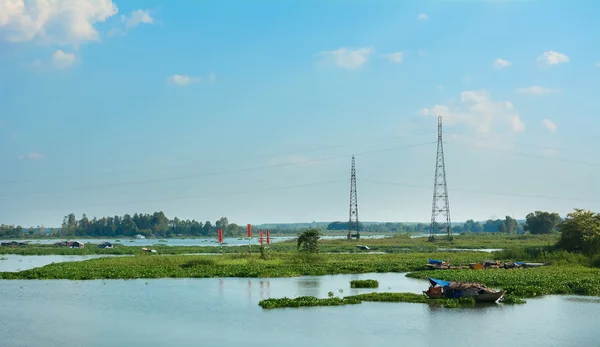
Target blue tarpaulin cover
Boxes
[428,259,444,264]
[428,278,452,287]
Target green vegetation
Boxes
[524,211,562,234]
[350,279,379,288]
[258,292,477,309]
[406,266,600,297]
[0,252,492,280]
[297,229,321,253]
[0,233,560,256]
[259,296,362,309]
[557,209,600,256]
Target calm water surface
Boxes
[25,234,385,247]
[0,273,598,347]
[0,254,125,272]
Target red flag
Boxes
[247,224,252,238]
[259,230,263,245]
[266,229,270,245]
[218,228,223,243]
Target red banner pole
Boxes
[247,224,252,255]
[218,228,223,256]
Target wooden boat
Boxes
[424,278,505,303]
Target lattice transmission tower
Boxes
[430,115,452,241]
[347,155,360,240]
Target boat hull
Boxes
[473,291,505,303]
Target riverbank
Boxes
[0,233,559,255]
[2,251,599,300]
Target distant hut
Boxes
[68,241,85,248]
[97,242,113,249]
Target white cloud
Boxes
[418,50,426,56]
[463,75,471,82]
[18,152,43,161]
[52,50,75,69]
[418,13,428,21]
[317,47,374,69]
[420,90,525,135]
[208,72,216,83]
[596,61,600,68]
[517,86,559,95]
[382,51,403,64]
[493,58,511,69]
[537,51,569,66]
[168,74,201,86]
[542,119,557,133]
[121,9,154,29]
[0,0,118,45]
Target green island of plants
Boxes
[350,279,379,288]
[258,292,477,309]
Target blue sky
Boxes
[1,0,599,227]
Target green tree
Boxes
[524,211,561,234]
[504,216,517,234]
[297,229,321,253]
[557,209,600,255]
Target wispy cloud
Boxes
[517,86,560,95]
[109,9,157,36]
[317,47,374,69]
[537,51,569,66]
[420,90,525,135]
[168,74,201,86]
[418,13,428,21]
[596,61,600,68]
[493,58,511,69]
[542,119,557,133]
[52,50,76,69]
[18,152,44,161]
[382,51,403,64]
[122,9,154,29]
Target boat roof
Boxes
[428,278,452,287]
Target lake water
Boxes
[0,272,598,347]
[23,234,386,247]
[0,254,126,272]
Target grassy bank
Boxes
[0,252,492,280]
[0,233,559,256]
[406,266,600,297]
[258,293,478,309]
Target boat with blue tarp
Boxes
[424,278,505,303]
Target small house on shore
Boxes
[67,241,85,248]
[0,241,29,247]
[97,242,113,249]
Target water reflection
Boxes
[0,254,127,272]
[1,275,599,347]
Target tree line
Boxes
[0,212,294,239]
[0,209,571,239]
[327,211,563,235]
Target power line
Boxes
[445,138,600,167]
[3,131,435,185]
[362,179,597,204]
[0,141,436,199]
[17,180,349,212]
[445,132,600,158]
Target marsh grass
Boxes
[350,279,379,288]
[258,292,477,309]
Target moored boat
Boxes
[423,278,505,303]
